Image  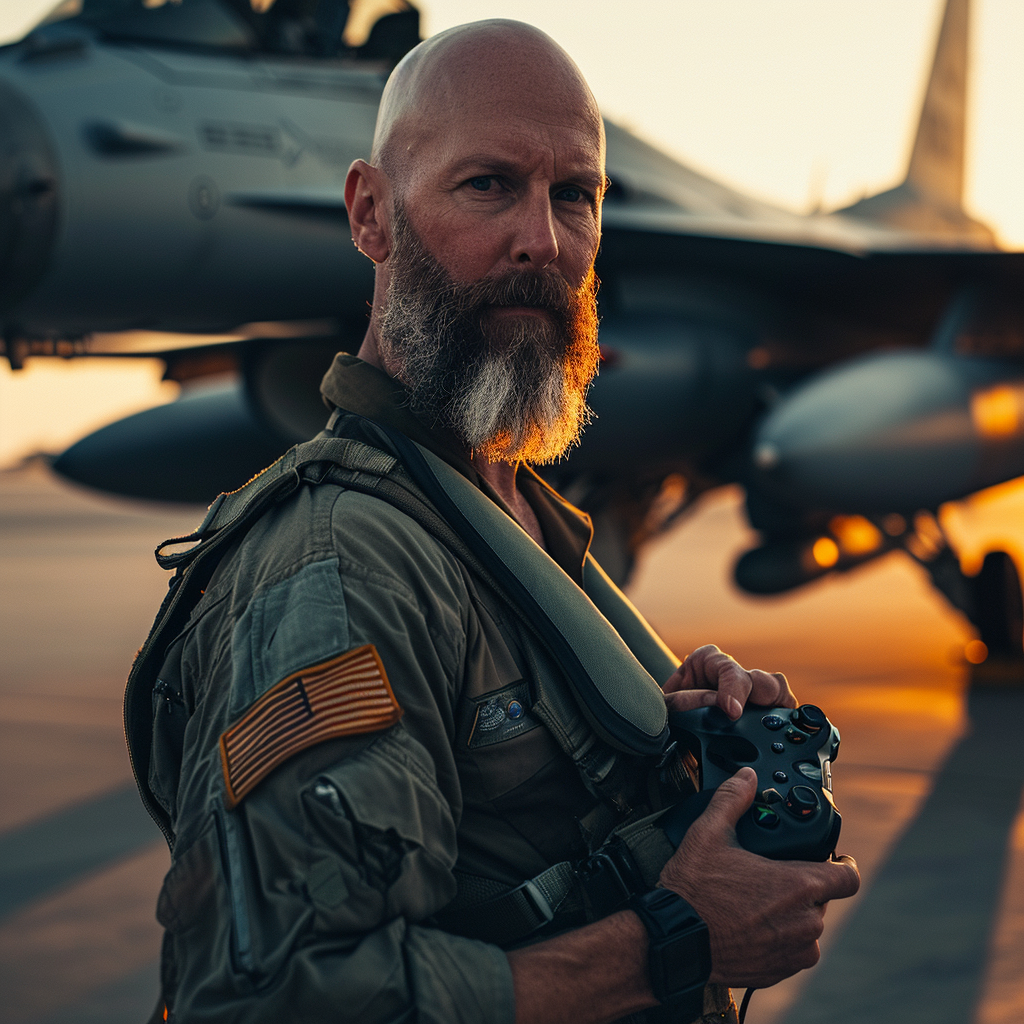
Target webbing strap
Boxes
[363,421,672,756]
[436,807,677,947]
[437,862,581,946]
[153,438,397,571]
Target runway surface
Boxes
[1,463,1022,1023]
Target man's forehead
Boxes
[405,73,604,179]
[373,20,603,172]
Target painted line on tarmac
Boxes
[780,687,1024,1024]
[0,784,162,921]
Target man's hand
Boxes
[663,644,796,720]
[659,766,860,989]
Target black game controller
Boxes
[660,703,842,861]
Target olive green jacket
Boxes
[146,355,732,1023]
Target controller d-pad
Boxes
[751,805,781,829]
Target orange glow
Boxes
[965,639,989,664]
[830,515,883,556]
[882,513,907,537]
[971,384,1024,439]
[811,537,840,568]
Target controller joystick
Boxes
[660,703,842,861]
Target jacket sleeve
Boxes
[157,491,516,1024]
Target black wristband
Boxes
[631,888,711,1021]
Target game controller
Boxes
[660,703,842,861]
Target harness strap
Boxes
[435,810,677,946]
[361,419,673,756]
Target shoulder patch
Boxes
[219,644,402,808]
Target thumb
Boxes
[699,766,759,834]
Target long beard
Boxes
[376,205,600,464]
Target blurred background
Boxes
[1,0,1022,467]
[1,2,1023,1022]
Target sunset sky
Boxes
[0,0,1021,467]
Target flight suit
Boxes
[142,354,736,1023]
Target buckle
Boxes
[520,879,556,926]
[578,838,642,917]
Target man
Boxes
[135,20,859,1024]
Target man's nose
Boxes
[511,190,559,268]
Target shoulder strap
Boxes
[364,420,671,756]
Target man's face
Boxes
[374,65,606,462]
[377,202,599,463]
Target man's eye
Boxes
[469,177,493,191]
[556,186,583,203]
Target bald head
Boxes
[344,18,606,461]
[370,20,604,184]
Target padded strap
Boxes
[368,422,671,756]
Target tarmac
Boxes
[1,462,1022,1023]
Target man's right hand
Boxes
[658,765,861,989]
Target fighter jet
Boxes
[2,0,1023,661]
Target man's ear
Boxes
[345,159,390,263]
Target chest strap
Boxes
[361,418,674,756]
[435,809,676,947]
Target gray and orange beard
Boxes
[376,204,600,464]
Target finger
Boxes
[812,856,861,902]
[672,645,726,690]
[746,669,797,708]
[705,658,750,719]
[662,662,687,694]
[691,766,758,835]
[664,689,721,714]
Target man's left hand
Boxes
[662,644,796,719]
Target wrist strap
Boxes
[631,889,711,1021]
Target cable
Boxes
[738,987,757,1024]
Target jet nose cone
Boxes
[752,350,1023,513]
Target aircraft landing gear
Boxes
[914,524,1024,678]
[970,551,1024,661]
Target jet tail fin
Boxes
[906,0,968,208]
[838,0,996,247]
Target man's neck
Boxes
[471,456,545,548]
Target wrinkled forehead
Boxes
[373,21,605,177]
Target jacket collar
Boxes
[320,352,594,583]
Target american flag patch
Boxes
[219,644,402,808]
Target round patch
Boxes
[506,700,524,720]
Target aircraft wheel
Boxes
[971,551,1024,659]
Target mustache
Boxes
[449,269,577,316]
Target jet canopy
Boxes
[31,0,419,61]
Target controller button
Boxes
[761,714,786,731]
[795,761,822,782]
[786,785,819,818]
[773,770,788,783]
[793,704,826,734]
[760,788,783,803]
[751,806,781,829]
[785,728,807,744]
[771,741,785,754]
